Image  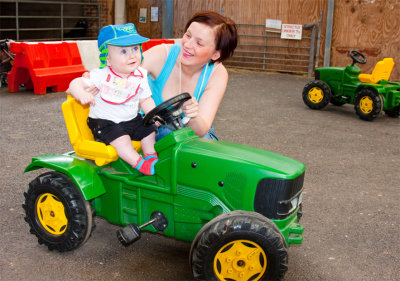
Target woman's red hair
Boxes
[185,11,238,64]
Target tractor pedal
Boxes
[333,95,348,101]
[116,211,168,246]
[117,223,141,246]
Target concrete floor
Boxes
[0,70,399,281]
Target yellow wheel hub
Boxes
[36,193,68,235]
[214,239,267,281]
[308,87,324,103]
[359,96,373,114]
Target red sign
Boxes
[281,24,302,40]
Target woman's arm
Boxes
[184,64,228,137]
[68,77,97,105]
[142,44,170,79]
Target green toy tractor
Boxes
[23,93,305,281]
[302,50,400,121]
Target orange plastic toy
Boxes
[7,42,86,95]
[141,39,174,52]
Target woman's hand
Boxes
[182,97,199,119]
[82,71,90,79]
[78,86,98,105]
[79,73,98,105]
[68,77,99,105]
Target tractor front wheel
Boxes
[23,172,94,252]
[302,80,332,109]
[190,211,288,281]
[354,88,382,121]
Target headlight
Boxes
[277,191,303,216]
[254,173,304,219]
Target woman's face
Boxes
[181,22,221,66]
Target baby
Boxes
[68,23,158,175]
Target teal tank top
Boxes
[148,44,215,106]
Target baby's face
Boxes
[107,44,141,77]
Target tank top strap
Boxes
[193,61,215,101]
[148,44,181,106]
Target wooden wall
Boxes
[126,0,163,39]
[172,0,326,62]
[103,0,114,28]
[116,0,400,80]
[331,0,400,81]
[170,0,400,81]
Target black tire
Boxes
[302,80,332,109]
[190,211,288,281]
[354,88,382,121]
[384,106,400,118]
[0,73,7,88]
[23,172,95,252]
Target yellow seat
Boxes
[62,95,141,166]
[358,58,394,84]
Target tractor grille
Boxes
[254,172,304,220]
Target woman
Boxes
[69,11,237,140]
[143,11,237,140]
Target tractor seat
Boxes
[62,95,141,166]
[358,58,394,84]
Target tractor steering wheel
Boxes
[349,50,367,66]
[143,93,191,130]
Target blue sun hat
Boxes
[98,23,149,68]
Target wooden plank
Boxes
[126,0,163,39]
[173,0,224,36]
[105,0,114,27]
[331,0,400,81]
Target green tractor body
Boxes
[302,51,400,120]
[23,94,305,280]
[25,128,304,244]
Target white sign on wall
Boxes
[281,24,302,40]
[266,19,282,30]
[151,7,159,22]
[139,8,147,23]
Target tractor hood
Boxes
[154,128,306,216]
[172,129,304,212]
[180,138,305,179]
[155,127,305,181]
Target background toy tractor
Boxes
[23,93,305,281]
[302,50,400,121]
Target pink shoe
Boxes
[133,156,158,175]
[144,152,158,160]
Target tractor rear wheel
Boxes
[23,172,95,252]
[190,211,288,281]
[302,80,332,109]
[354,88,382,121]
